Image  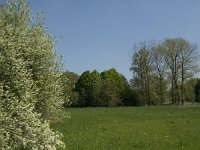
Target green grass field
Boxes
[52,106,200,150]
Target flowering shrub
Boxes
[0,0,67,149]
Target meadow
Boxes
[52,106,200,150]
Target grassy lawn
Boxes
[52,106,200,150]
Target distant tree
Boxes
[183,78,198,102]
[177,38,199,105]
[89,71,102,106]
[162,38,199,105]
[195,80,200,102]
[61,71,79,107]
[75,71,90,106]
[100,68,127,106]
[75,70,101,106]
[100,79,120,107]
[152,43,167,103]
[150,76,168,105]
[130,42,154,106]
[161,39,181,105]
[122,86,140,106]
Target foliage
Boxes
[61,71,79,107]
[75,70,101,107]
[122,87,140,106]
[183,78,198,102]
[0,0,66,149]
[99,78,120,106]
[152,44,167,103]
[100,68,127,106]
[195,79,200,102]
[150,76,168,105]
[130,42,154,105]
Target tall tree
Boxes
[162,38,199,105]
[130,42,154,106]
[177,38,199,105]
[162,39,182,105]
[152,43,166,103]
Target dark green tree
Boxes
[183,78,198,102]
[75,70,101,106]
[100,68,127,106]
[99,79,119,106]
[150,76,168,105]
[195,80,200,102]
[61,71,79,107]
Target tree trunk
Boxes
[159,76,163,103]
[181,62,185,105]
[171,78,174,104]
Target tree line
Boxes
[63,38,200,107]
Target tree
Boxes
[183,78,198,102]
[130,42,154,106]
[150,76,168,105]
[161,39,182,105]
[177,38,198,105]
[0,0,65,149]
[75,70,101,106]
[195,80,200,102]
[100,68,127,106]
[29,17,65,121]
[162,38,199,105]
[75,71,90,106]
[122,85,140,106]
[152,43,167,103]
[100,78,120,107]
[61,71,79,107]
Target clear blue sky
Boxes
[4,0,200,80]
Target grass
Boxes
[52,106,200,150]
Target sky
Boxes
[2,0,200,80]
